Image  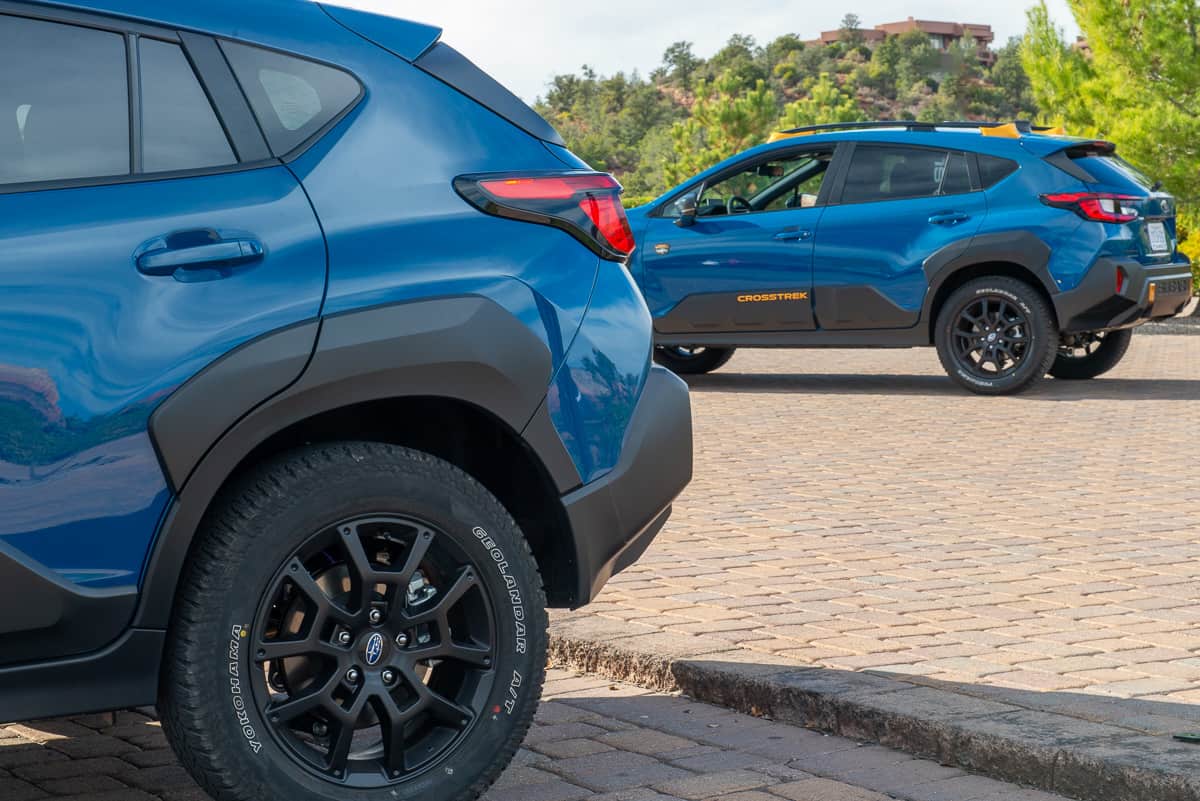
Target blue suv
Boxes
[627,121,1193,394]
[0,3,692,800]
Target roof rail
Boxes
[768,119,1066,143]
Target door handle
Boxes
[137,237,264,276]
[928,212,970,226]
[774,228,813,242]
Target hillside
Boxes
[535,21,1037,206]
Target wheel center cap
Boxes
[987,333,998,343]
[363,632,387,667]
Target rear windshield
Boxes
[1073,154,1156,192]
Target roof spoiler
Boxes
[318,4,443,62]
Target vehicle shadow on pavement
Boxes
[684,373,1200,401]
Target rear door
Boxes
[813,143,987,330]
[639,146,835,336]
[0,12,328,662]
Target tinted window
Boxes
[0,15,129,185]
[221,42,361,156]
[841,146,972,204]
[664,151,834,218]
[1072,154,1155,192]
[140,39,235,173]
[978,155,1018,189]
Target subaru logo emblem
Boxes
[364,632,384,666]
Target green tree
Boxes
[840,13,866,49]
[662,41,701,88]
[778,73,866,129]
[665,72,777,185]
[1023,1,1200,280]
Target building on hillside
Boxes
[807,18,997,66]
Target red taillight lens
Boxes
[1040,192,1140,223]
[579,194,636,255]
[456,172,635,260]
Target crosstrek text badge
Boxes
[737,291,809,303]
[654,243,671,255]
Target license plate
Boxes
[1147,222,1169,253]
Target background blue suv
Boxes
[627,121,1192,394]
[0,3,692,800]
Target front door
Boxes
[0,13,326,661]
[813,143,987,330]
[639,147,835,337]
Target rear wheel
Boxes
[160,443,547,801]
[653,345,736,375]
[934,277,1058,396]
[1049,329,1133,380]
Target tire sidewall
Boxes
[937,282,1054,395]
[180,449,545,801]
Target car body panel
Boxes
[0,166,325,595]
[638,208,822,332]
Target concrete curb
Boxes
[549,633,1200,801]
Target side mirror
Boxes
[675,190,700,228]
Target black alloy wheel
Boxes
[950,294,1032,380]
[253,514,495,787]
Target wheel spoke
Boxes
[421,684,473,728]
[258,636,331,662]
[267,672,340,723]
[403,567,474,627]
[397,530,434,588]
[408,639,492,667]
[326,717,357,775]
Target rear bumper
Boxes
[560,366,692,607]
[1055,258,1194,333]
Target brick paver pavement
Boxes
[1,670,1075,801]
[554,334,1200,722]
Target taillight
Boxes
[454,172,635,261]
[1040,192,1140,223]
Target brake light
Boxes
[1040,192,1140,223]
[455,172,635,260]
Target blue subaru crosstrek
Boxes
[628,121,1193,394]
[0,2,692,800]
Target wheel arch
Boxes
[139,297,585,634]
[923,232,1060,343]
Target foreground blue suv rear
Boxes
[628,121,1193,394]
[0,3,692,799]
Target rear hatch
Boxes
[1046,142,1179,265]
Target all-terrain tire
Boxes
[934,277,1058,396]
[653,345,736,375]
[159,442,548,801]
[1049,329,1133,380]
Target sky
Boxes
[331,1,1080,102]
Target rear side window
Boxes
[139,39,236,173]
[0,15,129,185]
[221,42,361,156]
[978,155,1018,189]
[840,146,973,204]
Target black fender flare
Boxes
[921,231,1057,334]
[137,296,579,629]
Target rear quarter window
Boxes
[977,155,1018,189]
[220,42,362,157]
